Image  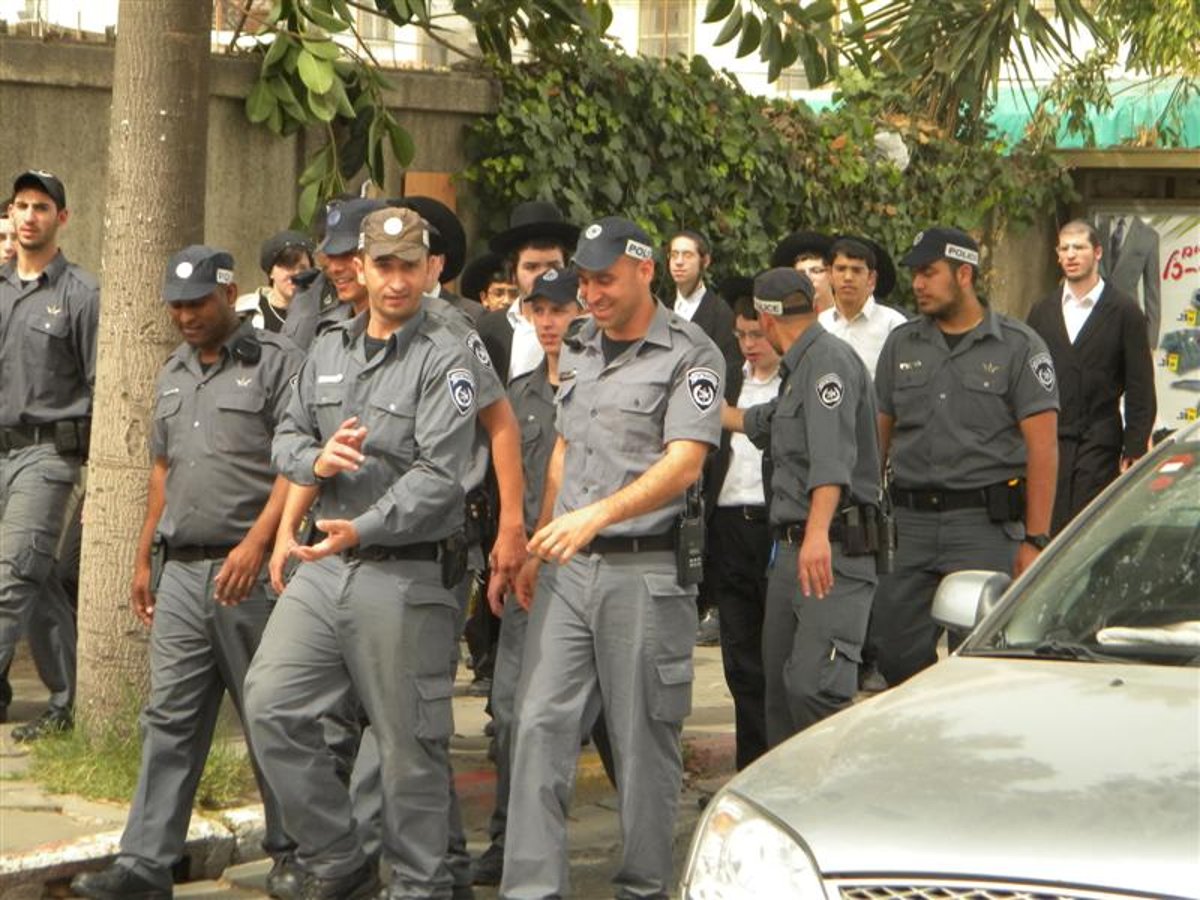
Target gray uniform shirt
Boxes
[151,322,302,546]
[0,252,99,426]
[554,303,723,537]
[875,309,1060,490]
[744,324,880,525]
[508,361,556,528]
[272,309,476,548]
[280,272,350,352]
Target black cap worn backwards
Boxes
[13,169,67,209]
[900,227,980,269]
[527,266,581,307]
[572,216,655,271]
[259,229,315,274]
[752,267,815,316]
[319,197,387,256]
[163,245,236,303]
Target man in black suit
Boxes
[1027,219,1156,534]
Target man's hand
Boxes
[490,521,528,591]
[514,556,543,611]
[798,530,834,599]
[269,527,298,595]
[486,568,510,617]
[131,561,155,627]
[313,417,368,480]
[1014,542,1040,577]
[528,502,610,566]
[214,538,268,606]
[1120,455,1138,473]
[292,519,360,562]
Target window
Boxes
[358,8,394,43]
[639,0,694,59]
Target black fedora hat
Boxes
[717,274,755,310]
[392,196,467,283]
[771,230,834,270]
[832,234,896,299]
[489,200,580,257]
[460,251,508,303]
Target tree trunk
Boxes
[75,0,214,732]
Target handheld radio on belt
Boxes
[675,482,706,587]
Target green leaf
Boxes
[263,34,291,69]
[306,87,338,122]
[302,38,342,61]
[703,0,736,25]
[386,119,416,167]
[246,79,277,124]
[736,12,761,58]
[330,78,356,118]
[300,1,350,32]
[713,4,743,46]
[297,180,322,226]
[298,50,334,94]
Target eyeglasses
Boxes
[796,264,827,276]
[487,285,520,300]
[1056,243,1092,254]
[733,329,767,342]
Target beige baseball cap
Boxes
[358,207,430,261]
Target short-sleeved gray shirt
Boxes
[272,308,477,548]
[744,324,880,525]
[0,252,99,426]
[554,303,723,537]
[507,361,557,528]
[151,322,303,546]
[875,309,1059,490]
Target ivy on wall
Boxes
[462,43,1077,307]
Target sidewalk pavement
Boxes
[0,644,736,898]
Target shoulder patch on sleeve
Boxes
[1029,351,1056,392]
[816,372,844,409]
[686,366,721,413]
[465,330,494,368]
[447,368,476,416]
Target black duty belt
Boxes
[0,420,90,455]
[165,544,240,563]
[343,542,440,562]
[890,486,989,512]
[0,424,58,452]
[772,520,846,544]
[581,532,674,555]
[716,505,768,522]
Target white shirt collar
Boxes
[830,295,877,323]
[742,360,781,385]
[1061,278,1105,308]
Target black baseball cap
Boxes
[527,267,581,306]
[260,229,314,274]
[753,267,815,316]
[900,227,980,269]
[573,216,655,271]
[319,197,387,256]
[13,170,67,209]
[163,245,235,303]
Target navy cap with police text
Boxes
[752,267,815,316]
[527,267,581,307]
[163,245,236,303]
[572,217,655,271]
[13,170,67,209]
[319,197,387,256]
[900,227,980,269]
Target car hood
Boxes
[727,656,1200,896]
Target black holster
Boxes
[53,419,90,461]
[439,530,468,589]
[985,479,1025,523]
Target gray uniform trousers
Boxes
[762,540,876,748]
[501,550,696,900]
[117,559,287,887]
[0,444,78,711]
[245,553,459,898]
[872,506,1019,686]
[485,592,530,850]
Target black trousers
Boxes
[704,506,770,770]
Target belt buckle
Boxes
[628,537,641,553]
[929,493,941,509]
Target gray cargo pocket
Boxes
[13,532,56,584]
[414,674,455,740]
[649,656,694,724]
[816,636,862,704]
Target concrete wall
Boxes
[0,37,496,288]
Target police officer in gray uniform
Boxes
[0,170,98,740]
[69,246,301,900]
[874,227,1059,686]
[503,217,723,900]
[726,268,881,746]
[246,207,478,900]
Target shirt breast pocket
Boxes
[891,366,932,424]
[153,393,183,459]
[28,313,74,375]
[613,384,667,452]
[311,385,346,443]
[365,395,417,469]
[957,370,1009,435]
[555,379,583,442]
[214,388,270,454]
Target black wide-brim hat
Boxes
[717,275,755,309]
[835,234,896,299]
[393,196,466,283]
[771,230,834,270]
[489,200,580,257]
[460,251,507,302]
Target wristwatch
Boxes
[1023,533,1051,550]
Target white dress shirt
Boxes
[718,364,782,507]
[818,296,907,378]
[672,282,706,322]
[1061,278,1105,344]
[507,300,544,381]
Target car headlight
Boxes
[682,792,827,899]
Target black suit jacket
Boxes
[1026,283,1156,457]
[477,307,515,384]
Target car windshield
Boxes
[965,434,1200,666]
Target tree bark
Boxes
[75,0,214,731]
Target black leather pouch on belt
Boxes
[986,479,1025,523]
[439,530,468,589]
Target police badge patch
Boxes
[816,373,844,409]
[465,331,493,368]
[686,367,720,413]
[447,368,476,416]
[1029,351,1056,391]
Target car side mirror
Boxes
[932,570,1013,633]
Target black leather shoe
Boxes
[267,855,304,900]
[12,706,73,742]
[71,865,171,900]
[470,843,504,886]
[696,609,721,647]
[298,861,380,900]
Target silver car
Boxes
[682,421,1200,899]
